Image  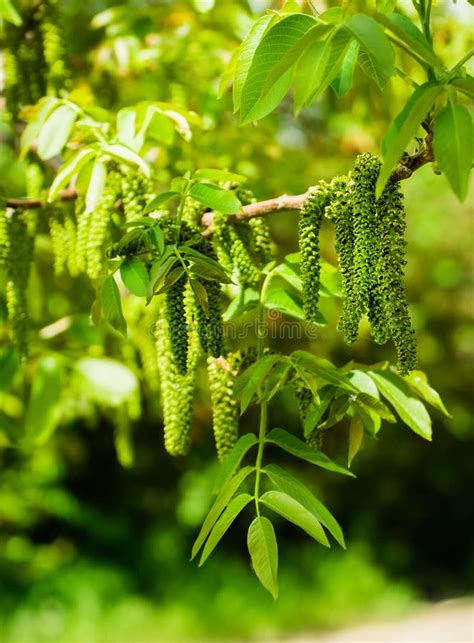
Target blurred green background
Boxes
[0,1,473,641]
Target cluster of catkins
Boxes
[213,187,275,287]
[1,0,69,119]
[299,153,416,375]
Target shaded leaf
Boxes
[24,356,64,445]
[266,428,355,477]
[100,275,127,337]
[348,416,364,466]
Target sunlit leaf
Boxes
[247,517,279,599]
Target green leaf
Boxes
[291,351,356,390]
[376,0,396,13]
[294,28,352,111]
[450,77,474,100]
[348,416,364,466]
[369,370,432,440]
[190,279,209,314]
[192,466,254,560]
[116,108,136,149]
[144,192,181,213]
[189,257,232,284]
[149,225,165,255]
[199,493,253,566]
[85,158,107,214]
[101,144,151,177]
[24,356,64,445]
[348,370,382,433]
[234,355,282,413]
[100,275,127,337]
[260,22,333,102]
[20,96,61,158]
[49,148,96,201]
[345,14,395,88]
[433,104,472,201]
[0,0,22,25]
[120,258,149,297]
[38,104,77,160]
[266,428,355,477]
[213,433,258,493]
[147,253,177,298]
[404,370,451,417]
[303,385,336,437]
[318,395,351,430]
[377,82,443,196]
[263,287,305,320]
[193,168,247,183]
[260,490,330,547]
[156,265,185,295]
[247,517,279,599]
[0,346,19,391]
[223,287,259,322]
[331,40,359,96]
[233,15,275,112]
[240,14,317,124]
[355,392,396,422]
[376,12,441,68]
[271,260,302,291]
[188,183,242,214]
[263,463,345,547]
[76,358,138,407]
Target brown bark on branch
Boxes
[5,137,434,220]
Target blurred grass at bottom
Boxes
[0,542,415,642]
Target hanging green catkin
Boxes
[213,213,260,287]
[299,181,332,324]
[343,153,381,342]
[328,176,359,342]
[0,209,10,268]
[5,213,34,358]
[38,0,69,95]
[120,168,154,222]
[207,354,240,460]
[165,274,189,375]
[85,171,120,279]
[375,180,417,374]
[248,216,275,267]
[46,205,67,277]
[155,296,199,456]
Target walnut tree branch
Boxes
[201,136,434,232]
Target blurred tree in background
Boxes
[0,0,472,640]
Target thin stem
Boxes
[253,271,271,515]
[386,34,430,70]
[174,183,190,243]
[446,49,474,80]
[394,66,419,89]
